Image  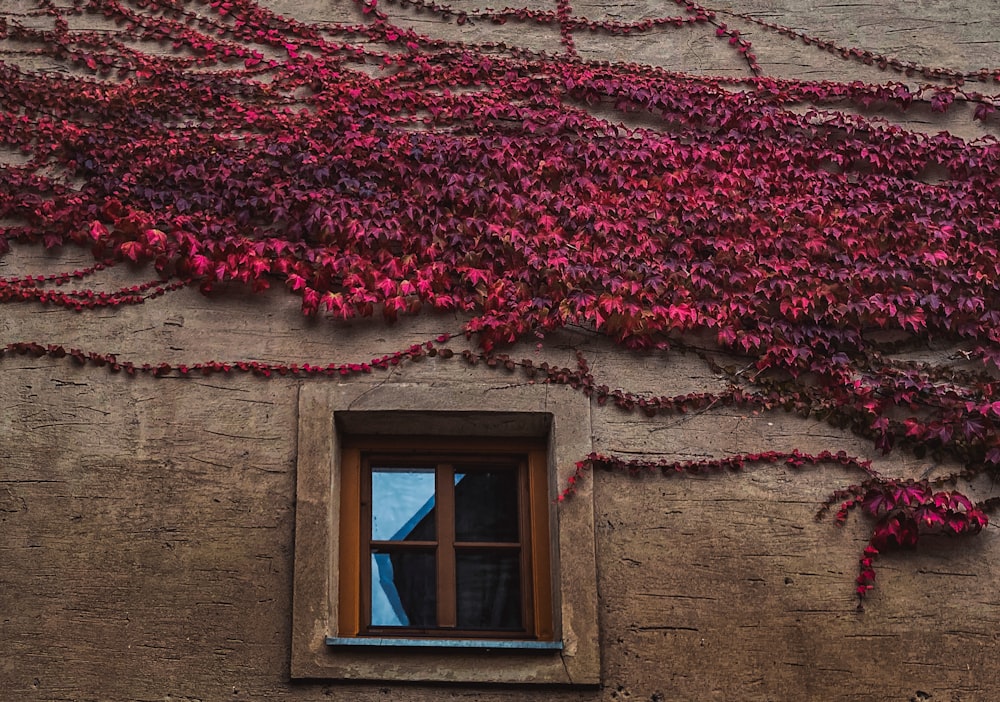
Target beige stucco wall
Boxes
[3,1,1000,700]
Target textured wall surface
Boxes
[2,1,1000,700]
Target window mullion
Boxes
[436,463,457,628]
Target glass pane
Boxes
[370,550,436,627]
[455,468,519,542]
[371,467,436,541]
[456,551,522,630]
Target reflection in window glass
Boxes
[370,550,436,627]
[371,468,435,541]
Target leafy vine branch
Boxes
[1,0,1000,601]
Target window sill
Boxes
[326,637,564,650]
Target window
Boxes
[290,380,600,685]
[335,438,554,645]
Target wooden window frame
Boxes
[337,437,554,642]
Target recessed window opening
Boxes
[338,437,554,643]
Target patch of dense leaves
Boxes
[2,0,1000,600]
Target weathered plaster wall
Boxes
[2,1,1000,700]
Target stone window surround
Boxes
[290,380,600,685]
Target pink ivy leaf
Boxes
[892,483,929,507]
[119,241,145,262]
[862,489,894,516]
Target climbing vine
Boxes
[2,0,1000,601]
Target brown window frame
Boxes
[337,436,554,642]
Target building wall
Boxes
[3,1,1000,700]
